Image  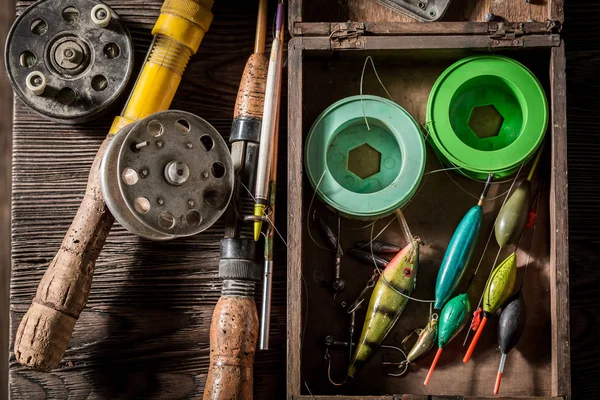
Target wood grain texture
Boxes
[549,45,570,398]
[14,137,114,372]
[7,1,600,400]
[10,0,288,398]
[1,0,15,397]
[286,37,303,400]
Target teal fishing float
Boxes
[427,55,547,180]
[305,95,425,219]
[434,174,493,310]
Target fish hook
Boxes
[381,344,410,377]
[324,348,347,386]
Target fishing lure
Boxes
[424,293,471,385]
[494,292,526,395]
[347,248,389,269]
[405,314,439,365]
[381,314,438,376]
[347,238,420,378]
[435,174,493,310]
[463,252,517,362]
[316,216,345,292]
[355,240,402,253]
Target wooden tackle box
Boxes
[286,1,568,399]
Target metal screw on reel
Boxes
[100,110,235,241]
[4,0,134,123]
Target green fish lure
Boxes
[424,293,471,385]
[347,238,420,378]
[405,314,438,364]
[463,252,517,362]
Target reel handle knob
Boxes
[14,138,114,371]
[203,296,258,400]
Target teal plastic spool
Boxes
[426,55,548,180]
[305,95,425,220]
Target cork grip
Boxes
[14,137,114,372]
[233,53,268,120]
[203,296,258,400]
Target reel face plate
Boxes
[101,111,234,240]
[5,0,134,123]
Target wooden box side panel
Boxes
[288,37,305,400]
[549,44,570,398]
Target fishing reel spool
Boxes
[100,110,234,241]
[5,0,134,123]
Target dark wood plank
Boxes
[9,0,288,398]
[287,37,304,400]
[549,45,570,399]
[1,0,15,398]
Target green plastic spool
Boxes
[305,95,425,220]
[427,55,548,180]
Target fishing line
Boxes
[303,381,317,399]
[236,176,288,247]
[360,56,394,131]
[519,191,541,291]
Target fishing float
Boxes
[252,1,284,241]
[463,147,543,363]
[423,174,494,386]
[434,174,493,310]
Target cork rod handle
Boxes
[14,137,114,372]
[203,296,258,400]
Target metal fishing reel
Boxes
[100,110,234,240]
[5,0,134,123]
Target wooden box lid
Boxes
[289,0,564,39]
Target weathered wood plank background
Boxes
[8,1,288,398]
[4,0,600,399]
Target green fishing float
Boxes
[427,55,547,180]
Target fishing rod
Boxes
[463,147,543,362]
[203,1,269,398]
[252,0,285,241]
[259,83,281,350]
[14,0,215,372]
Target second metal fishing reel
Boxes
[5,0,134,123]
[100,110,234,240]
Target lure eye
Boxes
[403,268,413,277]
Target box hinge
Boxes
[330,22,365,49]
[488,22,524,47]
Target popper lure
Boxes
[434,174,493,310]
[347,237,421,378]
